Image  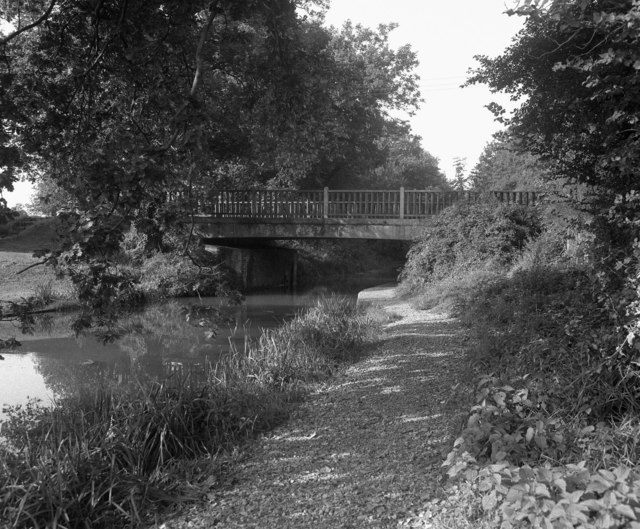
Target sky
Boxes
[3,1,523,207]
[324,0,524,180]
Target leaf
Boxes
[493,391,507,407]
[587,476,612,494]
[505,486,524,502]
[553,478,566,493]
[613,504,638,520]
[548,504,566,521]
[482,491,498,512]
[534,483,551,499]
[525,427,534,443]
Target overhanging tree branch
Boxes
[0,0,57,46]
[151,2,219,155]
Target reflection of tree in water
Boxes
[32,301,227,399]
[34,355,133,401]
[118,301,220,370]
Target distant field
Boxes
[0,217,72,302]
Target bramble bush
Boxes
[400,201,542,288]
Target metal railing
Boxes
[196,188,538,220]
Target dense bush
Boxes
[401,202,542,288]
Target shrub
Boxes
[401,202,542,288]
[137,251,226,299]
[435,376,640,529]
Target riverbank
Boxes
[0,217,71,303]
[0,295,381,529]
[158,286,475,528]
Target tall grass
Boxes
[0,295,376,529]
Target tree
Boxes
[451,157,468,191]
[469,137,549,192]
[0,0,311,328]
[360,130,447,189]
[467,0,640,212]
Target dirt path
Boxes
[160,288,474,529]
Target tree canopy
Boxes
[469,137,549,192]
[467,0,640,210]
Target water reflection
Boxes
[0,292,320,420]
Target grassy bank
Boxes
[0,296,379,529]
[0,216,73,304]
[400,202,640,528]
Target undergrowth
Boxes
[0,296,377,529]
[401,202,640,527]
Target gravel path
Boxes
[160,292,474,529]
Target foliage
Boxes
[451,157,468,191]
[0,295,377,528]
[470,137,550,192]
[136,251,227,299]
[400,202,542,287]
[400,195,640,526]
[467,0,640,401]
[467,0,640,202]
[29,173,77,216]
[437,375,640,529]
[357,131,447,190]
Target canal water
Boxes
[0,276,395,421]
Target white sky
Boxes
[4,1,522,207]
[324,0,523,181]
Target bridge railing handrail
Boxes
[196,188,538,220]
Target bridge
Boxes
[193,188,538,242]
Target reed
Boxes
[0,295,376,528]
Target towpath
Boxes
[160,285,474,528]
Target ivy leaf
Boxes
[482,490,498,512]
[493,391,507,407]
[613,504,638,521]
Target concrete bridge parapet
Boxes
[194,217,435,242]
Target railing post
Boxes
[323,187,329,219]
[399,187,405,219]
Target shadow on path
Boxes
[163,307,473,529]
